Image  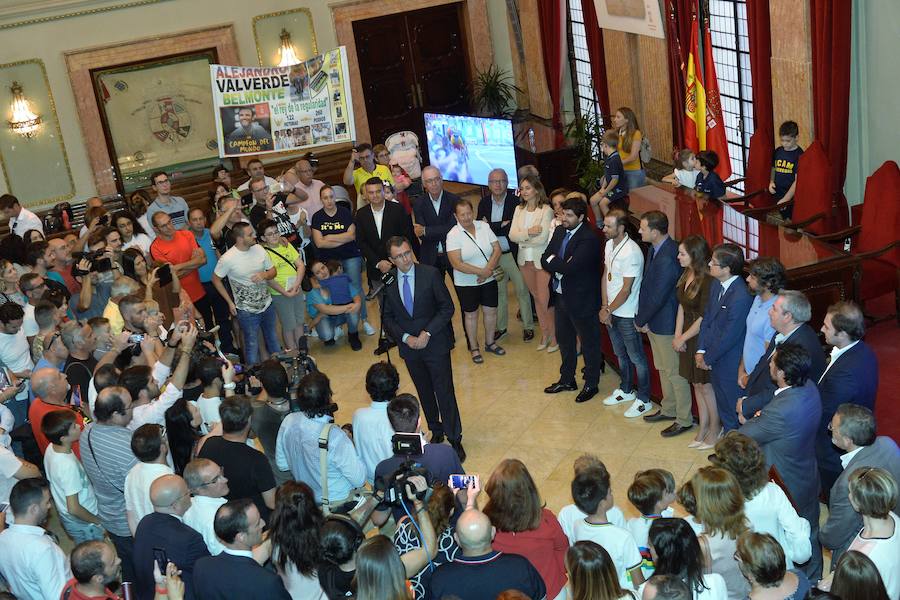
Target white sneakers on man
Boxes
[602,388,635,406]
[623,399,653,418]
[363,321,377,336]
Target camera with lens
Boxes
[377,433,430,508]
[71,251,113,277]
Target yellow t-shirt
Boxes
[618,130,643,171]
[264,243,302,296]
[352,164,394,204]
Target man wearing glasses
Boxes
[146,171,190,230]
[18,272,47,344]
[183,458,230,555]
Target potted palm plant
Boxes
[565,110,606,193]
[471,64,522,119]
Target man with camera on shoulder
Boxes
[70,232,119,322]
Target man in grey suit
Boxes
[739,342,823,580]
[819,404,900,565]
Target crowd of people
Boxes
[0,105,896,600]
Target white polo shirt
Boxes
[604,236,644,318]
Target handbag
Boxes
[460,227,505,282]
[264,245,311,292]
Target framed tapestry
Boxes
[90,49,221,193]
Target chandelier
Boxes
[7,81,42,139]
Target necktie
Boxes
[560,231,573,259]
[402,274,413,315]
[718,284,725,302]
[647,245,655,265]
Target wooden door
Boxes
[353,3,470,145]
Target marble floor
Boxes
[319,302,708,522]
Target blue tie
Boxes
[560,230,573,258]
[402,274,414,316]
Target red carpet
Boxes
[865,295,900,442]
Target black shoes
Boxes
[349,333,362,351]
[374,337,396,355]
[544,381,578,394]
[660,423,693,437]
[523,329,535,342]
[493,329,507,341]
[450,439,466,463]
[431,431,445,444]
[643,411,676,423]
[575,385,599,403]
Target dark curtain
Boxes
[664,0,696,155]
[580,0,611,122]
[538,0,565,145]
[744,0,775,201]
[810,0,852,224]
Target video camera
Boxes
[71,251,113,276]
[377,433,429,508]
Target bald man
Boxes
[428,509,546,600]
[292,158,325,221]
[48,237,80,293]
[133,474,209,600]
[29,367,80,456]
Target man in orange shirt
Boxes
[29,367,83,458]
[149,212,211,327]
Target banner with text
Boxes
[210,47,355,157]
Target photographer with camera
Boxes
[119,321,199,430]
[250,359,294,485]
[70,235,118,322]
[193,356,238,434]
[275,371,365,510]
[371,393,464,527]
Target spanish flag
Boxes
[703,24,733,180]
[683,14,705,154]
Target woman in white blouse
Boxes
[509,174,556,351]
[446,199,504,363]
[712,432,812,569]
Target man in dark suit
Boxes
[413,166,460,273]
[133,475,209,600]
[477,168,534,341]
[816,301,880,494]
[381,236,464,461]
[740,343,823,580]
[193,499,291,599]
[738,290,826,421]
[354,176,415,296]
[820,404,900,565]
[635,211,692,436]
[540,196,604,403]
[696,243,753,432]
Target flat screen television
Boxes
[423,112,518,185]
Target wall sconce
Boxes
[7,81,42,139]
[277,29,302,67]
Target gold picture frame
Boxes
[0,58,75,209]
[252,8,318,67]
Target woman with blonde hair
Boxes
[509,174,557,351]
[734,532,810,599]
[566,541,635,600]
[485,458,569,600]
[613,107,646,190]
[692,466,749,599]
[673,235,717,449]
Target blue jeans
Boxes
[341,256,367,321]
[59,511,106,544]
[606,315,650,401]
[314,311,360,341]
[624,169,646,190]
[236,303,281,365]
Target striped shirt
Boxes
[80,422,138,536]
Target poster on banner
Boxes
[210,46,355,157]
[592,0,665,39]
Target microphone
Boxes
[366,270,396,301]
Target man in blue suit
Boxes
[696,243,753,432]
[635,211,692,436]
[740,342,823,580]
[413,166,460,274]
[817,301,879,495]
[737,290,826,420]
[133,475,209,600]
[193,498,291,599]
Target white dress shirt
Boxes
[0,523,71,600]
[744,482,812,568]
[372,204,385,238]
[9,208,43,238]
[184,494,228,555]
[124,462,174,528]
[819,340,860,382]
[840,446,864,469]
[351,401,395,485]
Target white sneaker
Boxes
[308,329,318,339]
[602,389,635,406]
[363,321,377,336]
[624,399,653,418]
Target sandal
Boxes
[470,348,484,364]
[484,343,506,356]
